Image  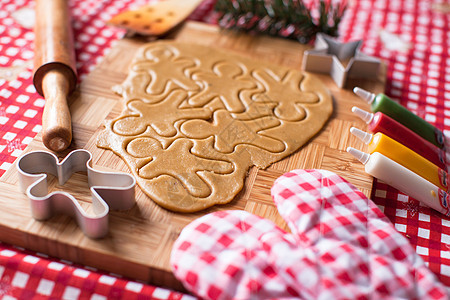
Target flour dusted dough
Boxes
[97,41,333,212]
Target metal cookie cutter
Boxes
[302,33,381,88]
[17,149,136,239]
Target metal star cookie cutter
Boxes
[302,33,381,88]
[16,149,136,239]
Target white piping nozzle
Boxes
[347,147,370,164]
[352,106,374,123]
[350,127,373,144]
[353,87,376,104]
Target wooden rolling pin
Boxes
[33,0,77,152]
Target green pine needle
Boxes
[214,0,347,44]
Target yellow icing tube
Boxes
[347,148,450,217]
[350,128,448,191]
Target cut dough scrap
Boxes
[97,41,333,212]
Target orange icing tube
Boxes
[350,128,448,191]
[347,148,450,216]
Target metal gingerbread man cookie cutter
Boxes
[17,149,136,239]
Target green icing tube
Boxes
[354,87,445,148]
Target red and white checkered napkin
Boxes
[171,169,448,299]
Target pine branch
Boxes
[214,0,347,43]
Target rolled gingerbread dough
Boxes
[97,41,333,212]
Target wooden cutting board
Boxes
[0,21,384,291]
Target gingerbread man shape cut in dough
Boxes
[180,109,285,154]
[113,89,212,137]
[189,61,256,112]
[132,45,200,94]
[252,69,319,121]
[126,137,233,198]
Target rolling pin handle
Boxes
[33,0,77,152]
[41,69,73,152]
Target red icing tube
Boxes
[352,106,448,170]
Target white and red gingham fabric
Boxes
[0,243,194,300]
[0,0,449,298]
[171,169,447,299]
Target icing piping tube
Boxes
[347,148,450,217]
[352,106,448,170]
[353,87,445,148]
[350,128,448,191]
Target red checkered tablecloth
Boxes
[339,0,450,288]
[0,0,449,298]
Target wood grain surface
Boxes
[0,21,385,291]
